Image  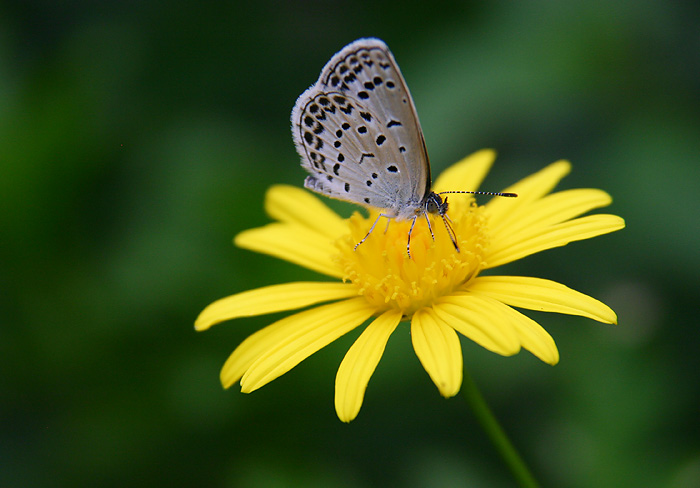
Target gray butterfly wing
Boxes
[291,38,431,220]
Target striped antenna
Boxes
[438,190,518,198]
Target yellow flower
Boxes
[196,150,625,422]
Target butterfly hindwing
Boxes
[292,38,431,219]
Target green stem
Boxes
[461,368,541,488]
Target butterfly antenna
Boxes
[438,190,518,198]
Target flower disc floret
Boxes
[336,203,488,315]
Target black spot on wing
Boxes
[359,153,375,164]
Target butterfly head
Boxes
[423,191,449,217]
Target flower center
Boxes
[334,200,489,316]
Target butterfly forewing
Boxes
[292,38,431,220]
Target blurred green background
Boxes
[2,1,699,487]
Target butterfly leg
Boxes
[406,215,419,259]
[441,214,460,253]
[354,213,392,251]
[383,218,392,234]
[422,212,436,241]
[406,213,438,259]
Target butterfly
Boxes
[291,38,515,258]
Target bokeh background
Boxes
[2,1,699,487]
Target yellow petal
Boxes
[195,282,358,331]
[487,160,571,225]
[489,188,613,239]
[432,293,521,356]
[235,223,343,278]
[485,299,560,365]
[220,309,304,389]
[334,309,402,422]
[221,297,373,389]
[486,214,626,268]
[470,276,618,324]
[239,298,375,392]
[264,185,347,238]
[433,149,496,194]
[411,308,463,397]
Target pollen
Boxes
[335,202,489,315]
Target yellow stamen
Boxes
[335,202,489,316]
